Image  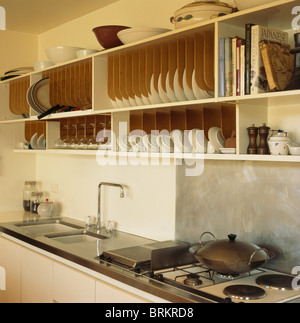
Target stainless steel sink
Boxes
[15,219,84,235]
[45,230,109,244]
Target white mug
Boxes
[188,129,207,153]
[171,129,193,153]
[207,141,216,154]
[142,134,160,153]
[156,134,174,153]
[128,134,146,152]
[118,135,131,152]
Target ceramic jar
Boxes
[268,130,290,155]
[37,199,54,217]
[170,0,235,29]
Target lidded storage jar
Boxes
[23,181,37,212]
[268,130,290,155]
[31,192,43,214]
[37,199,54,217]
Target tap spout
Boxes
[97,182,124,230]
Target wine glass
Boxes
[78,123,89,150]
[70,124,80,149]
[96,121,107,149]
[61,124,71,149]
[87,123,98,150]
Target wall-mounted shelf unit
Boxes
[1,0,299,163]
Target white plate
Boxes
[157,74,171,103]
[208,127,225,153]
[173,69,188,102]
[4,67,33,75]
[30,133,38,150]
[192,70,214,99]
[183,69,196,101]
[149,74,163,104]
[220,148,236,154]
[27,84,42,114]
[37,134,46,150]
[165,72,178,102]
[32,78,51,112]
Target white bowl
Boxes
[233,0,275,11]
[46,46,83,64]
[76,49,99,58]
[33,61,54,71]
[117,27,171,44]
[288,145,300,156]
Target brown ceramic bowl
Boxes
[92,25,130,49]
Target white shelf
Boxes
[13,149,300,163]
[2,88,300,125]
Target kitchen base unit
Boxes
[0,234,167,303]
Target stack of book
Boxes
[219,24,292,97]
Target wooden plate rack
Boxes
[9,76,30,115]
[107,30,215,108]
[24,121,47,142]
[129,103,236,141]
[42,58,92,110]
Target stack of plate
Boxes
[29,133,46,150]
[26,78,51,114]
[0,67,33,81]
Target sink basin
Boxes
[45,230,108,244]
[15,219,84,235]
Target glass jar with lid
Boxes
[23,181,37,212]
[31,192,43,214]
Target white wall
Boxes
[0,124,36,212]
[0,30,38,75]
[36,154,176,241]
[37,0,237,59]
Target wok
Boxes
[189,232,273,275]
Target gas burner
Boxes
[216,272,240,280]
[184,274,203,286]
[223,284,267,300]
[256,274,296,291]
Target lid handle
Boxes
[228,234,237,242]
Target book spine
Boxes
[236,38,242,96]
[259,41,276,91]
[225,37,232,97]
[245,23,254,95]
[250,25,259,94]
[240,44,245,96]
[219,38,225,97]
[232,37,237,97]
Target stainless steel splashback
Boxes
[175,160,300,274]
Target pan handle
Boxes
[37,105,63,120]
[248,248,270,266]
[199,232,216,246]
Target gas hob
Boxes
[152,264,300,303]
[100,241,300,303]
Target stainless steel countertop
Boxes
[0,216,215,303]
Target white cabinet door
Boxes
[0,237,21,303]
[95,280,147,303]
[21,247,53,303]
[53,262,95,303]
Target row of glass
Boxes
[54,122,111,150]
